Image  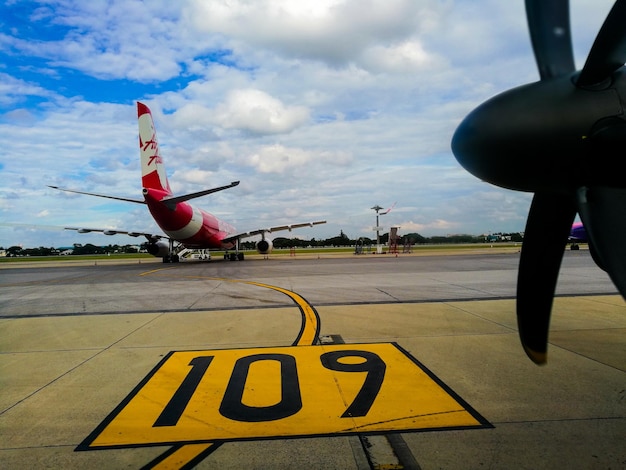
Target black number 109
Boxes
[153,350,386,427]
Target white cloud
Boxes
[3,1,195,82]
[212,89,309,135]
[184,0,435,67]
[0,73,58,106]
[398,219,458,233]
[171,169,215,185]
[246,144,352,174]
[360,40,445,73]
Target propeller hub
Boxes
[452,73,626,192]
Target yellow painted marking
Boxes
[150,443,216,470]
[243,280,319,346]
[241,359,282,407]
[164,275,320,346]
[85,343,487,448]
[139,267,177,276]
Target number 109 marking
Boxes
[154,349,386,426]
[82,343,489,447]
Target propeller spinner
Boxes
[451,0,626,364]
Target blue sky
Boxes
[0,0,613,248]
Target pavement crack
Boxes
[376,288,401,301]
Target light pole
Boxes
[371,205,387,253]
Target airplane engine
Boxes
[147,240,170,258]
[256,239,273,255]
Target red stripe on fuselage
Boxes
[143,188,231,249]
[182,211,232,249]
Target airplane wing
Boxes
[48,186,145,204]
[0,222,167,242]
[222,220,327,243]
[64,227,167,241]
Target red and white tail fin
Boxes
[138,102,172,194]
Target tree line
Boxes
[2,243,140,257]
[2,231,523,257]
[243,230,524,249]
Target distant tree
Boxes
[325,230,352,246]
[72,243,103,255]
[272,237,290,249]
[7,246,23,257]
[22,246,56,256]
[430,234,479,244]
[240,241,256,250]
[506,232,524,242]
[450,234,479,243]
[403,233,428,244]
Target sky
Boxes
[0,0,614,248]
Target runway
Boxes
[1,250,625,469]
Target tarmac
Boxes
[1,248,625,469]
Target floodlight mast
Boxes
[371,204,387,253]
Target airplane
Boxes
[569,222,587,250]
[49,102,326,263]
[568,221,610,273]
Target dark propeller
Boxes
[451,0,626,364]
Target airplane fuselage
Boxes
[143,188,236,249]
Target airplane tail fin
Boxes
[138,102,172,195]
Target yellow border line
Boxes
[149,443,217,470]
[243,280,320,346]
[139,267,178,276]
[138,272,321,469]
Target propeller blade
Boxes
[517,192,577,364]
[577,0,626,87]
[577,186,626,297]
[525,0,575,80]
